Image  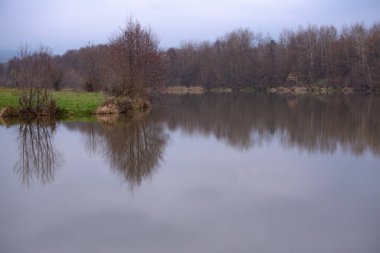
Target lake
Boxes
[1,93,380,253]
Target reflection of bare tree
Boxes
[104,116,167,188]
[65,112,168,188]
[13,120,62,186]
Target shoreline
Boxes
[163,85,379,94]
[0,86,378,120]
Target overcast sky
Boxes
[0,0,379,54]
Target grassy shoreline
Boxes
[0,85,377,119]
[0,88,104,117]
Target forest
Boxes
[0,21,380,91]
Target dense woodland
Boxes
[1,22,380,91]
[165,23,380,89]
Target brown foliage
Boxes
[107,18,164,98]
[2,21,380,91]
[163,23,380,89]
[9,45,56,116]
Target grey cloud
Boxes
[0,0,379,54]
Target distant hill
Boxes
[0,50,17,63]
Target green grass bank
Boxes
[0,88,104,117]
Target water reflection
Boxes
[2,93,380,252]
[8,93,380,187]
[13,119,62,186]
[65,112,168,188]
[157,93,380,155]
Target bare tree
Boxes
[108,18,163,99]
[0,63,6,85]
[10,45,56,116]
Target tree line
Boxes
[1,21,380,93]
[1,18,163,116]
[165,23,380,89]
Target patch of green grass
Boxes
[0,88,104,116]
[0,88,18,109]
[53,91,104,116]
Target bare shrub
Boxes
[10,45,56,116]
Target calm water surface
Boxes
[1,93,380,253]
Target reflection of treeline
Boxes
[1,22,379,91]
[157,93,380,155]
[64,113,167,187]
